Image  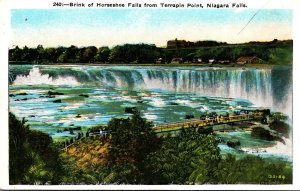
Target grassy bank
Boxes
[9,40,292,66]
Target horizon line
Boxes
[10,38,293,49]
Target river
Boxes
[8,64,293,160]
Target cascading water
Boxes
[8,65,293,160]
[13,67,80,86]
[10,65,292,115]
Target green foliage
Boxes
[9,40,292,64]
[109,44,159,63]
[9,111,292,185]
[94,46,111,63]
[9,112,63,184]
[251,126,275,141]
[215,154,292,184]
[194,40,227,47]
[107,111,159,165]
[144,127,220,184]
[80,46,97,63]
[269,121,290,137]
[9,112,32,184]
[23,150,54,184]
[267,47,293,64]
[270,112,288,122]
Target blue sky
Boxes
[11,9,293,47]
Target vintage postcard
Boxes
[0,0,299,189]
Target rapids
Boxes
[9,65,293,160]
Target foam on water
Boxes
[143,113,158,120]
[241,137,292,161]
[174,99,197,108]
[149,98,165,107]
[198,105,210,112]
[13,67,80,86]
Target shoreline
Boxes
[9,62,292,69]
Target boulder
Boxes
[79,94,89,98]
[125,107,137,114]
[197,126,213,134]
[48,91,64,96]
[16,93,28,96]
[251,126,275,141]
[269,121,290,137]
[185,114,195,119]
[71,126,82,131]
[227,139,241,148]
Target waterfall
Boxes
[89,68,275,108]
[12,67,80,86]
[11,65,292,114]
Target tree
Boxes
[9,112,32,184]
[57,52,68,63]
[144,126,221,184]
[20,46,39,62]
[94,46,111,63]
[215,154,292,184]
[80,46,97,63]
[107,111,158,165]
[44,47,58,62]
[9,46,23,61]
[109,44,159,63]
[36,45,45,63]
[105,111,159,183]
[9,113,63,184]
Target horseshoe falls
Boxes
[9,65,292,138]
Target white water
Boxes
[13,67,80,86]
[241,137,292,161]
[12,66,292,115]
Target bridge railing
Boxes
[153,113,263,132]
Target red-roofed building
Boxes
[236,56,263,65]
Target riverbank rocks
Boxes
[197,126,213,134]
[48,91,64,96]
[15,98,29,101]
[227,138,241,148]
[79,94,89,98]
[53,99,62,103]
[125,107,137,114]
[185,114,195,119]
[269,120,290,138]
[251,126,275,141]
[16,92,28,96]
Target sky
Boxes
[10,9,293,48]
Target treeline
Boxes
[9,112,63,184]
[9,44,160,64]
[9,40,292,64]
[9,111,292,184]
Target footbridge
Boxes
[62,110,268,151]
[153,111,266,133]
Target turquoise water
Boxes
[9,65,292,160]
